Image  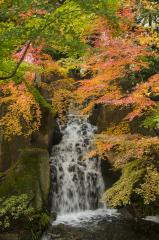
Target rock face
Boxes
[89,104,130,133]
[0,135,30,172]
[0,107,62,210]
[101,159,120,190]
[89,104,155,136]
[0,148,50,209]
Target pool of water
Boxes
[43,209,159,240]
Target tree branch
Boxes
[0,40,31,80]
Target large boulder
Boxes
[0,148,50,210]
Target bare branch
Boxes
[0,40,31,80]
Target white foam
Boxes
[52,208,119,227]
[144,216,159,223]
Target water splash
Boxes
[53,208,119,227]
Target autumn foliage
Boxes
[75,15,157,119]
[0,82,41,139]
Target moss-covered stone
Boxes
[0,135,30,172]
[0,148,50,210]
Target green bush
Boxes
[0,194,50,239]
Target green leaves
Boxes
[144,104,159,129]
[103,160,144,207]
[0,194,35,230]
[0,0,119,80]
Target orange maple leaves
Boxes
[0,82,41,139]
[75,14,157,121]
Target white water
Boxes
[50,114,105,215]
[144,216,159,223]
[48,113,119,228]
[53,208,119,227]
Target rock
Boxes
[50,212,57,222]
[101,160,120,190]
[0,148,50,210]
[89,104,130,133]
[89,103,155,136]
[118,208,135,220]
[0,135,30,172]
[30,107,62,155]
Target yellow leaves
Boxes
[105,121,130,135]
[93,134,114,160]
[139,31,159,48]
[103,158,159,208]
[136,166,159,204]
[42,55,68,78]
[0,82,41,139]
[52,88,73,123]
[82,150,97,161]
[0,0,4,5]
[103,160,144,207]
[52,89,71,122]
[103,151,159,208]
[141,0,159,11]
[52,77,75,123]
[80,101,96,115]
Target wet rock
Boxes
[0,231,32,240]
[72,174,78,183]
[50,212,57,222]
[68,164,76,172]
[84,139,89,145]
[68,189,73,198]
[78,161,86,168]
[82,130,87,135]
[76,147,82,154]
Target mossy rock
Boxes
[0,148,50,210]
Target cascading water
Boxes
[50,113,105,216]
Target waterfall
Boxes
[50,113,105,215]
